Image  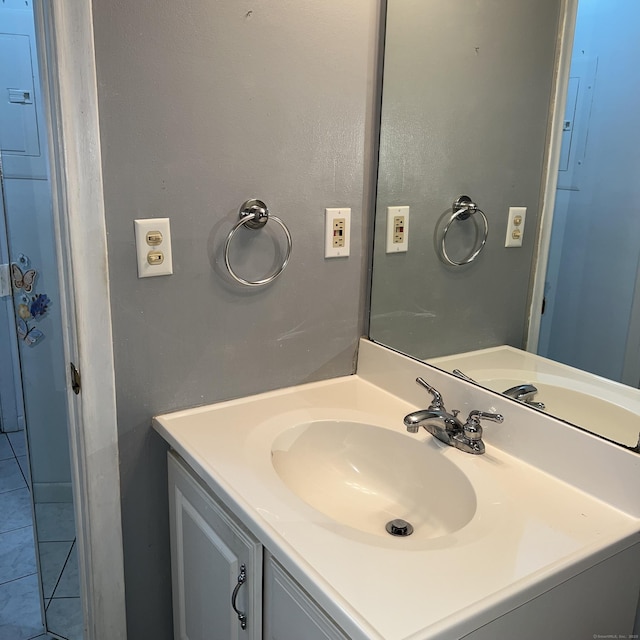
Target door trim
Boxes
[33,1,127,637]
[526,0,580,352]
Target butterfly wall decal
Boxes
[17,318,44,346]
[11,263,37,293]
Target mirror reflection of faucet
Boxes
[502,384,546,410]
[404,377,503,455]
[452,369,476,383]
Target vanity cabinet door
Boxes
[168,452,262,640]
[263,554,348,640]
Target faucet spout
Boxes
[404,408,455,430]
[503,384,545,410]
[403,408,463,445]
[503,383,538,400]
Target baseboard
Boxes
[33,481,73,503]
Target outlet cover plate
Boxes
[386,206,409,253]
[134,218,173,277]
[325,208,351,258]
[505,207,526,248]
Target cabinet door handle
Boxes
[231,563,248,630]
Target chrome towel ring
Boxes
[223,199,292,287]
[440,195,489,266]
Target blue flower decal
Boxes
[17,254,31,268]
[29,293,51,319]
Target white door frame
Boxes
[621,256,640,387]
[33,1,127,638]
[527,0,580,352]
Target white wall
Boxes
[541,0,640,383]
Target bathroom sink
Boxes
[155,341,640,640]
[271,420,476,539]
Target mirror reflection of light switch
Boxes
[505,207,526,248]
[386,206,409,253]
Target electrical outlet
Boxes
[325,208,351,258]
[134,218,173,277]
[386,206,409,253]
[505,207,526,248]
[333,218,346,248]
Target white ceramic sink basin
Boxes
[271,420,476,540]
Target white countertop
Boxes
[153,341,640,640]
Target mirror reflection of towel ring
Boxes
[223,199,292,287]
[440,195,489,266]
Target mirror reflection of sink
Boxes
[480,376,639,448]
[429,346,640,449]
[271,420,476,540]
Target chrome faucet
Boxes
[404,377,503,455]
[502,384,545,410]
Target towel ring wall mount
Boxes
[439,195,489,267]
[223,199,292,287]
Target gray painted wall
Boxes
[90,1,380,636]
[370,0,562,360]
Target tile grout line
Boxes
[8,431,30,489]
[0,570,39,589]
[2,432,81,639]
[0,431,45,638]
[48,540,74,604]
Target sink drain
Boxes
[385,518,414,537]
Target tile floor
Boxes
[0,430,82,640]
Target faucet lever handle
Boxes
[452,369,477,383]
[463,410,504,441]
[467,410,504,424]
[415,377,445,410]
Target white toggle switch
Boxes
[505,207,526,248]
[386,206,409,253]
[134,218,173,277]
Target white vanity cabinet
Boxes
[168,452,348,640]
[156,344,640,640]
[168,453,262,640]
[263,554,349,640]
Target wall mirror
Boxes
[369,0,640,451]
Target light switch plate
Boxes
[505,207,526,248]
[134,218,173,277]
